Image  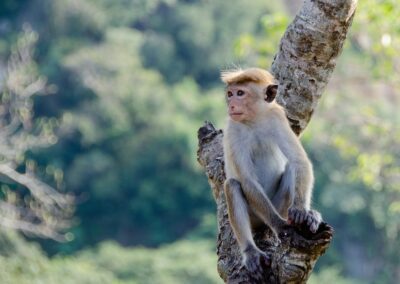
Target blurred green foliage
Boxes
[0,0,399,283]
[0,230,219,284]
[0,0,27,17]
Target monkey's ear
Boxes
[265,84,278,103]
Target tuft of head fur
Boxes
[221,68,275,86]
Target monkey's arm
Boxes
[273,121,312,208]
[270,116,322,232]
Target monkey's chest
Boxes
[252,143,287,195]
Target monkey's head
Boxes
[221,68,278,123]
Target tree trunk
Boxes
[197,0,357,283]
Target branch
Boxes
[0,164,73,208]
[0,164,74,241]
[197,0,357,283]
[0,202,69,242]
[272,0,358,135]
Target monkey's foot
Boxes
[243,245,271,281]
[288,208,322,233]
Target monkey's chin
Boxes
[229,113,244,122]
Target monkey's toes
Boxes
[244,250,270,281]
[309,221,319,233]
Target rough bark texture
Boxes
[197,0,357,283]
[272,0,358,135]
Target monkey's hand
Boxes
[242,245,271,280]
[288,207,322,233]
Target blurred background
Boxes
[0,0,398,283]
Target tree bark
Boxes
[272,0,358,135]
[197,0,357,283]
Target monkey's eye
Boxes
[227,91,233,98]
[237,90,245,96]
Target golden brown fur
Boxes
[221,68,275,86]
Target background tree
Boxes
[0,27,73,241]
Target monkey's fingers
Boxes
[309,220,319,233]
[306,215,312,226]
[309,209,322,222]
[308,210,322,233]
[306,214,315,226]
[289,208,307,225]
[310,215,323,233]
[288,208,296,223]
[295,211,302,224]
[299,211,308,224]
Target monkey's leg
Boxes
[272,163,295,218]
[241,178,287,236]
[224,178,270,278]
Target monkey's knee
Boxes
[224,178,242,194]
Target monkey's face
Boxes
[226,84,261,123]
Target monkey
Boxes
[221,67,322,276]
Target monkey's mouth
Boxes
[229,112,243,116]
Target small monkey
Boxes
[222,68,321,276]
